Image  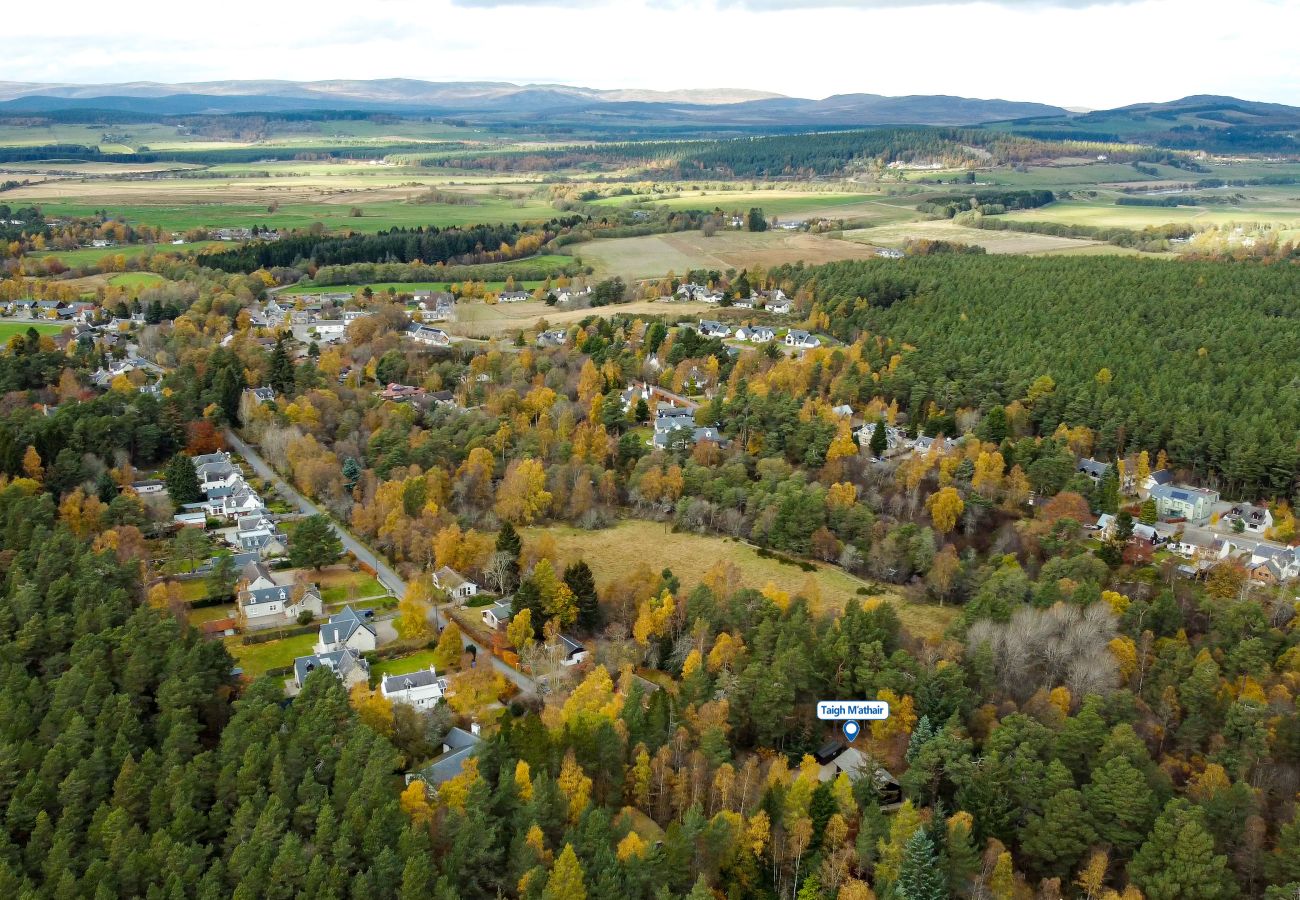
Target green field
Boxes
[0,322,65,341]
[282,255,576,295]
[37,241,224,266]
[14,196,560,234]
[593,189,924,225]
[526,519,956,639]
[225,632,317,678]
[371,649,443,680]
[109,272,169,288]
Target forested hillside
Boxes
[774,256,1300,496]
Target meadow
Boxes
[574,229,882,279]
[37,241,224,266]
[448,297,714,337]
[108,272,169,288]
[526,519,956,639]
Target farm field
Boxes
[225,632,317,678]
[449,297,713,337]
[594,189,926,225]
[0,322,66,341]
[576,230,882,279]
[526,520,955,639]
[840,219,1144,255]
[282,256,577,295]
[37,241,225,265]
[1002,195,1300,230]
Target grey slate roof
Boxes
[318,605,375,646]
[294,648,367,686]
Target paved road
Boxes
[224,428,537,694]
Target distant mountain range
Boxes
[0,79,1068,126]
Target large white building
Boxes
[380,665,448,709]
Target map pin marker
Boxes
[842,720,860,742]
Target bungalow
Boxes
[173,510,207,527]
[428,389,457,407]
[732,296,755,310]
[831,404,854,418]
[537,329,567,347]
[785,330,821,349]
[698,320,731,339]
[498,291,531,304]
[652,424,724,451]
[405,725,482,786]
[559,634,589,667]
[482,601,514,630]
[1223,503,1273,534]
[414,291,454,309]
[877,248,905,259]
[131,479,166,495]
[553,286,591,304]
[405,323,451,347]
[765,299,792,314]
[380,383,426,402]
[676,283,708,300]
[433,566,479,602]
[380,666,448,709]
[293,648,370,690]
[315,605,378,654]
[1149,483,1220,523]
[735,325,776,343]
[812,742,903,803]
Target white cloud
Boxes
[2,0,1297,110]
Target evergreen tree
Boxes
[164,453,203,506]
[269,333,295,396]
[1130,799,1236,900]
[543,844,586,900]
[289,515,343,570]
[869,415,888,458]
[895,828,947,900]
[564,560,599,633]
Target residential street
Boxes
[224,428,537,695]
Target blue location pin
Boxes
[842,720,861,742]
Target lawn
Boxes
[225,632,318,678]
[187,603,236,625]
[316,568,387,604]
[371,649,443,680]
[526,520,955,639]
[0,322,64,341]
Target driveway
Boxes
[224,428,536,695]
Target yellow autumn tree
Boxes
[21,445,42,481]
[927,486,965,534]
[557,751,592,823]
[495,457,552,524]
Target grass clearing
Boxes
[225,632,318,678]
[575,230,882,280]
[371,649,443,680]
[313,568,387,604]
[37,241,224,266]
[527,520,955,639]
[109,272,169,288]
[0,322,65,341]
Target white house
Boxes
[238,561,323,624]
[698,320,731,339]
[735,325,776,343]
[381,665,448,709]
[315,606,378,654]
[433,566,479,602]
[554,286,590,304]
[785,330,821,349]
[310,320,346,337]
[482,601,514,630]
[765,299,792,315]
[405,324,451,347]
[193,451,241,491]
[498,291,531,304]
[131,479,166,495]
[1223,503,1273,534]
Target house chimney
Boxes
[470,721,481,737]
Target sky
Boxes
[4,0,1298,110]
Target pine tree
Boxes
[563,560,599,633]
[269,333,295,396]
[896,828,947,900]
[289,515,343,570]
[1129,799,1235,900]
[164,453,203,506]
[869,415,888,458]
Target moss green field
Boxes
[0,322,66,341]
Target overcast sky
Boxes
[4,0,1298,110]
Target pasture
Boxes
[840,220,1142,255]
[37,241,224,266]
[526,520,955,639]
[575,229,882,279]
[108,272,169,288]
